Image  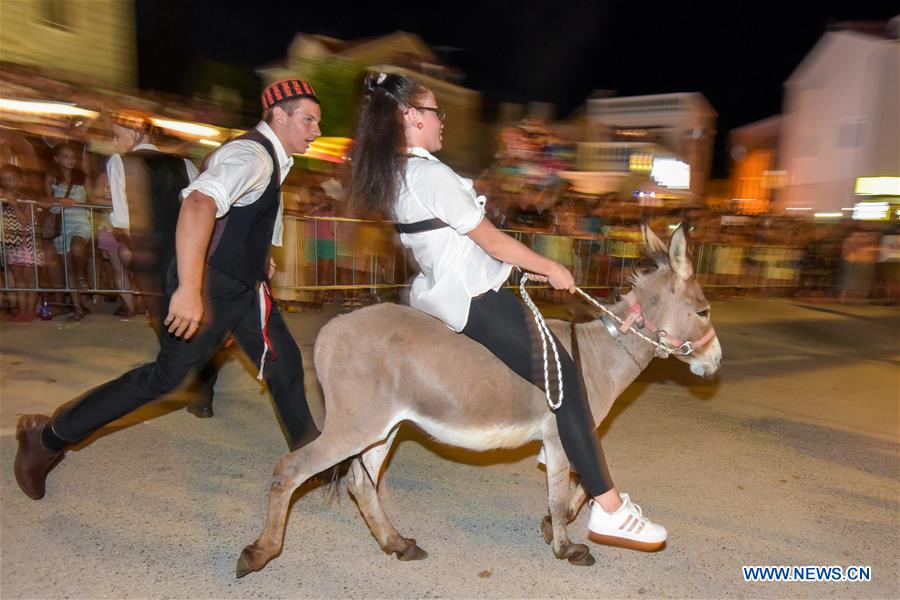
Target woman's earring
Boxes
[416,122,424,130]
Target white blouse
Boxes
[394,147,512,331]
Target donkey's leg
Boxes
[346,428,427,561]
[541,475,589,537]
[543,438,595,566]
[236,425,377,578]
[566,478,588,523]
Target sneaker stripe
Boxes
[619,515,632,530]
[634,523,645,535]
[627,519,639,532]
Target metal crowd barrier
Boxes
[2,199,837,303]
[0,198,133,295]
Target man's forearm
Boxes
[175,191,218,292]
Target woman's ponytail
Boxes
[348,72,426,217]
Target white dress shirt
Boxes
[106,143,199,230]
[395,147,512,332]
[180,121,291,246]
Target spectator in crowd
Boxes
[1,165,41,321]
[875,225,900,304]
[839,228,881,304]
[45,142,93,320]
[107,110,223,418]
[306,186,337,303]
[90,161,137,317]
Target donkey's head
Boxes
[628,224,722,377]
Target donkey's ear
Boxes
[668,224,694,279]
[641,222,667,256]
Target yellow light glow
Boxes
[198,139,221,147]
[0,98,99,119]
[295,137,352,162]
[310,137,352,151]
[814,212,843,218]
[785,207,811,211]
[855,177,900,196]
[150,118,220,139]
[628,153,653,173]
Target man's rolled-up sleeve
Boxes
[180,141,271,217]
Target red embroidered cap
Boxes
[261,79,318,111]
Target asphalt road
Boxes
[1,297,897,599]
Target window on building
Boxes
[838,121,865,148]
[38,0,71,31]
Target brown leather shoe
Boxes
[14,415,64,500]
[185,400,213,419]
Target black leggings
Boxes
[461,288,614,497]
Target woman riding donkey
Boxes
[346,72,666,551]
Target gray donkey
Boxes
[236,224,722,577]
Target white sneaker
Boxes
[587,493,667,551]
[536,446,578,473]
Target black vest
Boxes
[206,129,281,287]
[121,149,190,280]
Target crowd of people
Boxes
[472,176,900,304]
[2,128,898,326]
[2,69,898,323]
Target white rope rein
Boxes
[518,272,564,410]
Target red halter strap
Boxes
[622,294,716,355]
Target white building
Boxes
[779,20,900,213]
[577,92,717,197]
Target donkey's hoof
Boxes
[396,539,428,561]
[540,515,553,545]
[562,543,595,567]
[235,543,272,578]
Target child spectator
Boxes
[91,164,137,317]
[45,143,92,320]
[1,165,41,321]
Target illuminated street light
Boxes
[150,118,220,139]
[0,98,99,119]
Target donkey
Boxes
[235,224,721,577]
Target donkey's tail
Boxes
[319,458,353,503]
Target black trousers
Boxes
[50,264,319,450]
[461,288,614,497]
[133,257,220,405]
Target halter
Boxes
[606,293,718,358]
[518,271,717,409]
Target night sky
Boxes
[135,0,896,175]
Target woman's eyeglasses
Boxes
[413,106,446,122]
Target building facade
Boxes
[0,0,137,90]
[582,92,717,198]
[779,24,899,213]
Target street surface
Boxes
[1,298,897,599]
